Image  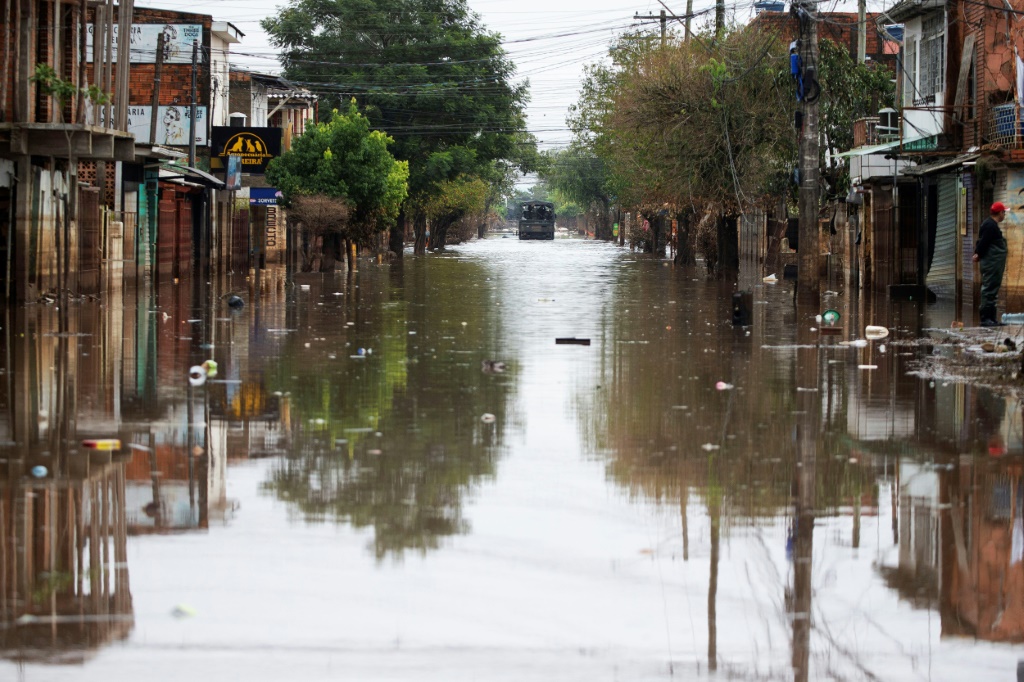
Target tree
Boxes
[817,38,895,196]
[265,102,408,269]
[542,145,615,239]
[423,175,487,247]
[286,195,351,271]
[262,0,534,254]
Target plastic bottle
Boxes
[1002,313,1024,324]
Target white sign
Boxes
[87,24,203,64]
[100,105,208,146]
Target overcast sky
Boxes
[151,0,887,154]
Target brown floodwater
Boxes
[0,236,1021,680]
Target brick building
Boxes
[0,0,243,302]
[750,10,900,74]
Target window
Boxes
[919,13,945,98]
[904,35,917,106]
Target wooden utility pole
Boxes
[796,2,820,300]
[188,39,198,167]
[634,10,684,46]
[685,0,693,40]
[857,0,866,64]
[716,0,725,38]
[149,33,165,144]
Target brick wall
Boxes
[962,2,1015,150]
[750,12,899,74]
[229,71,253,120]
[83,5,214,110]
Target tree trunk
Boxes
[717,213,739,278]
[675,211,695,266]
[389,209,405,258]
[594,198,611,240]
[413,211,427,255]
[346,238,357,271]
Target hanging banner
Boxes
[210,127,282,174]
[225,156,242,190]
[101,105,208,146]
[87,23,203,64]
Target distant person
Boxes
[973,202,1008,327]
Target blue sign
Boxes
[249,188,280,205]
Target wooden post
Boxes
[149,33,165,144]
[796,2,820,301]
[114,0,133,130]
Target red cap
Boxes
[991,202,1007,214]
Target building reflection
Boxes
[0,305,134,663]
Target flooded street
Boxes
[1,237,1022,681]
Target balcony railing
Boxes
[853,117,880,147]
[988,103,1024,148]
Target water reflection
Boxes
[257,261,513,559]
[0,306,134,663]
[587,258,1024,677]
[0,239,1022,677]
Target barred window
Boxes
[919,13,945,98]
[904,35,917,106]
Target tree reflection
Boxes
[262,259,515,559]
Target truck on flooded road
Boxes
[518,201,555,240]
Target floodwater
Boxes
[1,236,1022,681]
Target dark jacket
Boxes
[975,217,1006,258]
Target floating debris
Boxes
[226,295,244,309]
[480,413,496,424]
[865,325,889,340]
[715,381,733,391]
[556,337,591,346]
[701,443,720,451]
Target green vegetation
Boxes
[265,102,408,267]
[262,0,537,250]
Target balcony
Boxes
[987,103,1024,148]
[853,117,881,147]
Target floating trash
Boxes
[188,366,206,387]
[480,413,496,424]
[858,364,878,370]
[226,295,244,309]
[865,325,889,340]
[822,309,840,325]
[701,443,720,451]
[31,466,47,478]
[762,274,778,283]
[171,605,197,618]
[202,359,218,378]
[556,337,591,346]
[715,381,733,391]
[82,439,121,451]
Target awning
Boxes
[161,164,224,188]
[835,135,932,159]
[899,152,980,176]
[835,140,900,159]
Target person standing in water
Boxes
[973,202,1008,327]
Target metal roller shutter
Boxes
[927,175,957,298]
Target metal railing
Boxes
[987,103,1022,148]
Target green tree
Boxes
[541,145,614,239]
[262,0,534,254]
[265,102,408,268]
[818,38,895,195]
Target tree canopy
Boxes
[262,0,535,216]
[265,101,409,244]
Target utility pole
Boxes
[857,0,866,64]
[796,2,820,300]
[634,10,684,46]
[686,0,693,40]
[716,0,725,38]
[188,39,198,167]
[149,33,165,145]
